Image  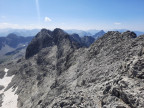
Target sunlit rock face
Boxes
[1,29,144,108]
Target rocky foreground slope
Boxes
[0,28,144,108]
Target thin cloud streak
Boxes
[36,0,40,23]
[0,22,42,29]
[114,22,121,25]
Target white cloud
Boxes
[114,22,121,25]
[0,22,42,29]
[0,23,19,29]
[44,17,52,22]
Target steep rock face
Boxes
[25,28,80,59]
[2,29,144,108]
[70,34,82,44]
[81,36,95,47]
[25,29,54,59]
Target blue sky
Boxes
[0,0,144,31]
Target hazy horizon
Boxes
[0,0,144,31]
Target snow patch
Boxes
[1,87,18,108]
[0,68,18,108]
[4,68,9,73]
[0,75,14,90]
[0,68,12,89]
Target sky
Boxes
[0,0,144,31]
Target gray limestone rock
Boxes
[2,29,144,108]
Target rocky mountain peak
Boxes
[53,28,67,36]
[122,30,137,38]
[40,28,48,32]
[107,31,119,34]
[36,29,52,39]
[104,31,137,40]
[40,28,52,34]
[25,30,54,59]
[88,30,138,61]
[25,28,79,59]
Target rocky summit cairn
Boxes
[1,29,144,108]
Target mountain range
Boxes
[0,33,33,63]
[65,29,94,36]
[0,31,96,64]
[66,29,144,37]
[0,28,143,38]
[92,30,105,39]
[0,28,40,37]
[0,28,144,108]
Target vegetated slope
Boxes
[1,28,144,108]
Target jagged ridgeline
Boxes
[25,28,95,59]
[0,28,144,108]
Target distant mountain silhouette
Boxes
[0,28,40,37]
[0,33,33,50]
[0,33,33,63]
[70,33,95,47]
[65,29,92,37]
[92,30,105,39]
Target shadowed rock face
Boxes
[70,33,95,47]
[2,29,144,108]
[81,36,95,47]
